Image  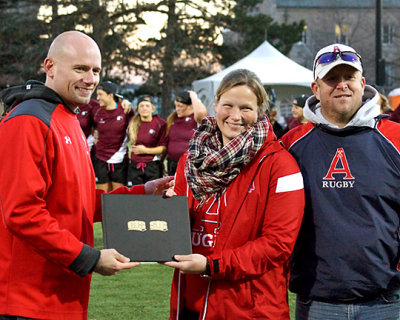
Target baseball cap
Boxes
[313,43,363,80]
[293,94,309,108]
[175,91,192,105]
[137,95,153,106]
[97,81,123,99]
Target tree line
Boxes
[0,0,304,117]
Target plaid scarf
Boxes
[184,116,269,204]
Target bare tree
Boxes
[0,0,48,85]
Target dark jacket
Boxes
[282,85,400,300]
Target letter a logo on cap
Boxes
[323,148,354,180]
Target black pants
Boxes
[167,157,179,176]
[127,160,163,186]
[93,157,128,184]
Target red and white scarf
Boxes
[184,116,269,204]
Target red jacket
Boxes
[0,96,144,319]
[169,132,305,319]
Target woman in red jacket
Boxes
[164,69,305,319]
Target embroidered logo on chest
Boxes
[248,181,255,193]
[64,136,72,145]
[322,148,355,189]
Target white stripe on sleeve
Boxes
[275,172,304,193]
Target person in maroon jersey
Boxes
[78,98,98,138]
[389,104,400,122]
[93,81,133,192]
[78,97,132,166]
[77,98,99,151]
[127,95,167,186]
[78,98,132,146]
[166,90,207,176]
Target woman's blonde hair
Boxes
[127,114,142,145]
[166,111,177,136]
[379,92,392,113]
[215,69,269,115]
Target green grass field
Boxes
[88,222,296,319]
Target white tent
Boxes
[193,41,313,113]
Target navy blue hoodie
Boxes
[282,85,400,300]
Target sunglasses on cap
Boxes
[313,51,362,79]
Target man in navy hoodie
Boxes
[282,43,400,320]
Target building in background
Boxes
[256,0,400,94]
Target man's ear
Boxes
[311,81,320,101]
[361,76,366,95]
[44,57,55,78]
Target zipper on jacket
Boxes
[176,272,182,320]
[200,281,212,320]
[176,276,211,320]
